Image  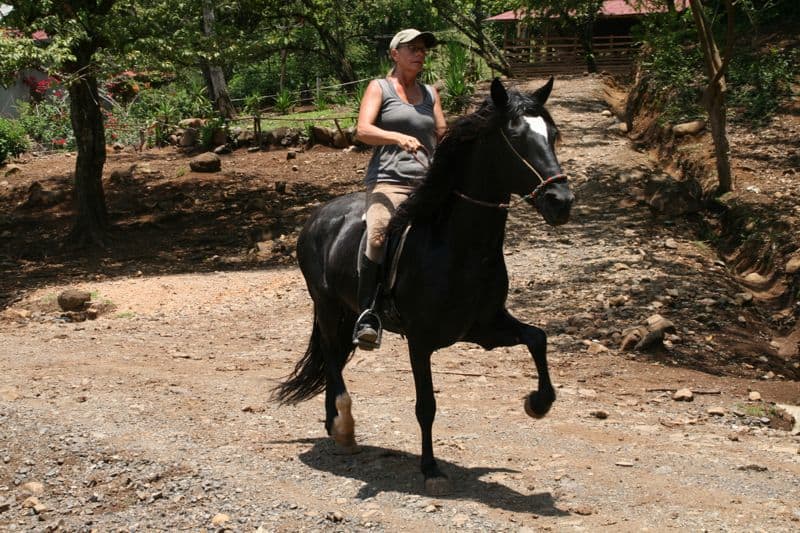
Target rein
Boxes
[453,129,567,210]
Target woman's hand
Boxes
[396,134,422,153]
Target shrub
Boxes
[442,42,474,114]
[15,91,75,150]
[273,88,295,114]
[0,117,29,164]
[728,47,798,124]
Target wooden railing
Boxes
[503,35,637,76]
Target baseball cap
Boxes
[389,29,437,50]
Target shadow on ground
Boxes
[272,437,570,517]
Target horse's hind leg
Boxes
[318,304,360,454]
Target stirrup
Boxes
[353,309,382,350]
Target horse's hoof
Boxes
[524,394,551,419]
[424,476,451,496]
[332,441,362,455]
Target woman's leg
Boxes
[354,182,415,349]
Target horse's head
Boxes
[490,78,573,226]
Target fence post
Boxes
[254,113,262,146]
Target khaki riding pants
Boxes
[365,182,417,263]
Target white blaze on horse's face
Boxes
[524,116,549,140]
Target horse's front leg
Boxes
[408,342,450,495]
[466,309,555,418]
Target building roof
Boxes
[486,0,686,21]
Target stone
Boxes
[743,272,768,285]
[211,513,230,526]
[189,152,221,173]
[4,164,22,177]
[672,388,693,402]
[786,254,800,275]
[332,129,350,148]
[452,513,469,526]
[236,130,256,147]
[57,289,91,311]
[707,406,726,416]
[748,391,762,402]
[22,496,40,509]
[311,125,335,146]
[24,181,66,208]
[213,144,232,155]
[586,341,608,354]
[672,120,706,136]
[601,109,613,117]
[210,128,227,147]
[620,327,645,351]
[20,481,44,496]
[179,127,198,147]
[644,174,703,216]
[178,118,204,129]
[590,410,609,419]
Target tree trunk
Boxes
[705,82,733,193]
[690,0,734,194]
[202,0,236,119]
[580,22,597,73]
[67,72,109,247]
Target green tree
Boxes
[2,1,122,247]
[433,0,512,75]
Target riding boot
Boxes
[353,254,382,350]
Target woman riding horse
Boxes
[276,77,574,495]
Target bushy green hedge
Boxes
[0,117,29,165]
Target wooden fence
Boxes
[504,35,637,76]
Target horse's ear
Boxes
[532,76,554,105]
[490,77,508,110]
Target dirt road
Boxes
[1,75,799,531]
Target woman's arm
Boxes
[430,86,447,142]
[356,80,424,152]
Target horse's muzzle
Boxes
[536,189,574,226]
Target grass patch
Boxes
[114,311,135,319]
[737,403,782,418]
[249,107,357,131]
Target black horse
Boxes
[275,78,574,495]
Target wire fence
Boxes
[14,73,377,156]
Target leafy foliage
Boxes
[633,12,705,122]
[442,42,474,113]
[728,46,798,123]
[0,116,29,165]
[14,92,75,150]
[274,88,296,114]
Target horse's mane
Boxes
[385,87,553,238]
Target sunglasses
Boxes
[400,44,428,55]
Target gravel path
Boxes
[1,75,798,532]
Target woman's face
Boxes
[391,37,428,73]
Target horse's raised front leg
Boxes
[408,342,450,495]
[465,309,555,418]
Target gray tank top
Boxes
[365,78,436,185]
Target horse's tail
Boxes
[272,308,329,405]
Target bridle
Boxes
[454,127,568,210]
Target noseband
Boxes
[454,128,568,210]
